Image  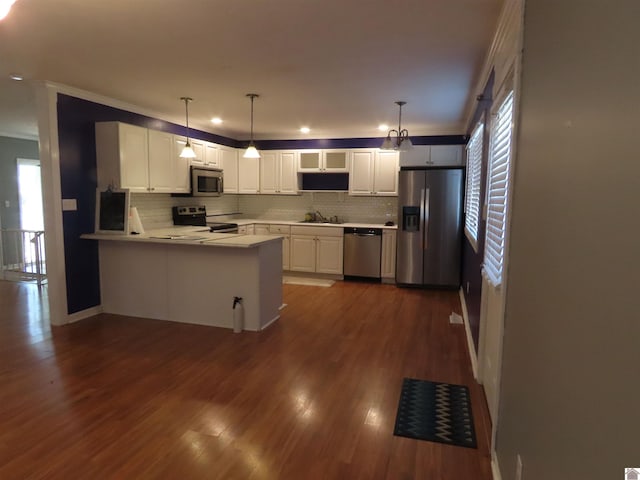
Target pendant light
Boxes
[243,93,261,159]
[179,96,197,159]
[380,101,413,151]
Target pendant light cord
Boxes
[247,93,258,146]
[181,96,192,143]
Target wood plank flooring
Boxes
[0,279,492,479]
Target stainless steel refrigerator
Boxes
[396,167,463,287]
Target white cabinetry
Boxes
[254,224,270,235]
[238,224,255,235]
[96,122,189,194]
[96,122,149,192]
[149,129,190,193]
[290,226,343,274]
[238,157,260,194]
[204,143,219,167]
[298,150,349,172]
[219,147,238,193]
[381,230,397,281]
[399,145,463,167]
[260,151,298,194]
[174,137,205,166]
[349,150,398,196]
[269,224,291,270]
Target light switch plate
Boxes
[62,198,78,211]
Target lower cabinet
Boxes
[381,230,397,280]
[269,224,291,271]
[238,224,255,235]
[254,224,270,235]
[290,226,343,274]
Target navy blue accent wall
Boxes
[56,94,239,314]
[461,71,494,350]
[252,135,466,151]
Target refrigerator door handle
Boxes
[423,188,430,250]
[420,188,426,250]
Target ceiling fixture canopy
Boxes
[380,101,413,151]
[243,93,261,159]
[179,96,197,159]
[0,0,18,21]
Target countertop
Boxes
[234,219,398,230]
[82,227,283,248]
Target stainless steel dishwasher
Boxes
[343,227,382,278]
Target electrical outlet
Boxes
[515,454,523,480]
[4,200,9,208]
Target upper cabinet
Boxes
[349,150,398,196]
[298,150,349,172]
[219,146,238,193]
[238,156,260,194]
[149,130,189,193]
[204,142,219,167]
[399,145,464,167]
[260,150,299,194]
[97,122,189,193]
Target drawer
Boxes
[269,224,291,234]
[290,225,343,237]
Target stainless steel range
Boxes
[172,206,238,233]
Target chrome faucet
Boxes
[315,210,328,222]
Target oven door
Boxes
[191,167,223,196]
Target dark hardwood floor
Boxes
[0,279,492,479]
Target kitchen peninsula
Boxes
[83,229,283,331]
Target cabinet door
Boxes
[323,151,349,172]
[238,157,260,194]
[349,151,374,195]
[430,145,463,166]
[316,236,343,274]
[147,130,175,193]
[290,235,316,272]
[279,151,298,194]
[190,139,206,166]
[298,151,322,171]
[254,224,270,235]
[381,230,397,279]
[219,147,238,193]
[119,123,149,192]
[204,143,219,167]
[259,151,279,193]
[399,145,431,167]
[373,151,399,196]
[282,236,290,270]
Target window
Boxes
[464,121,484,250]
[483,90,515,287]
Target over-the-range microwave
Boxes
[191,166,223,196]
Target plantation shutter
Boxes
[483,90,514,287]
[464,121,484,249]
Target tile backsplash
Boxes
[239,193,397,224]
[132,192,398,229]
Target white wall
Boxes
[497,1,639,479]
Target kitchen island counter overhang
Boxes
[82,231,284,331]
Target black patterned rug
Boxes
[393,378,477,448]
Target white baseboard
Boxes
[261,314,280,331]
[491,450,502,480]
[66,305,103,324]
[459,288,479,380]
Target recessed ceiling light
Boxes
[211,117,222,125]
[9,74,23,81]
[378,124,389,131]
[300,127,311,134]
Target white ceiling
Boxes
[0,0,503,141]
